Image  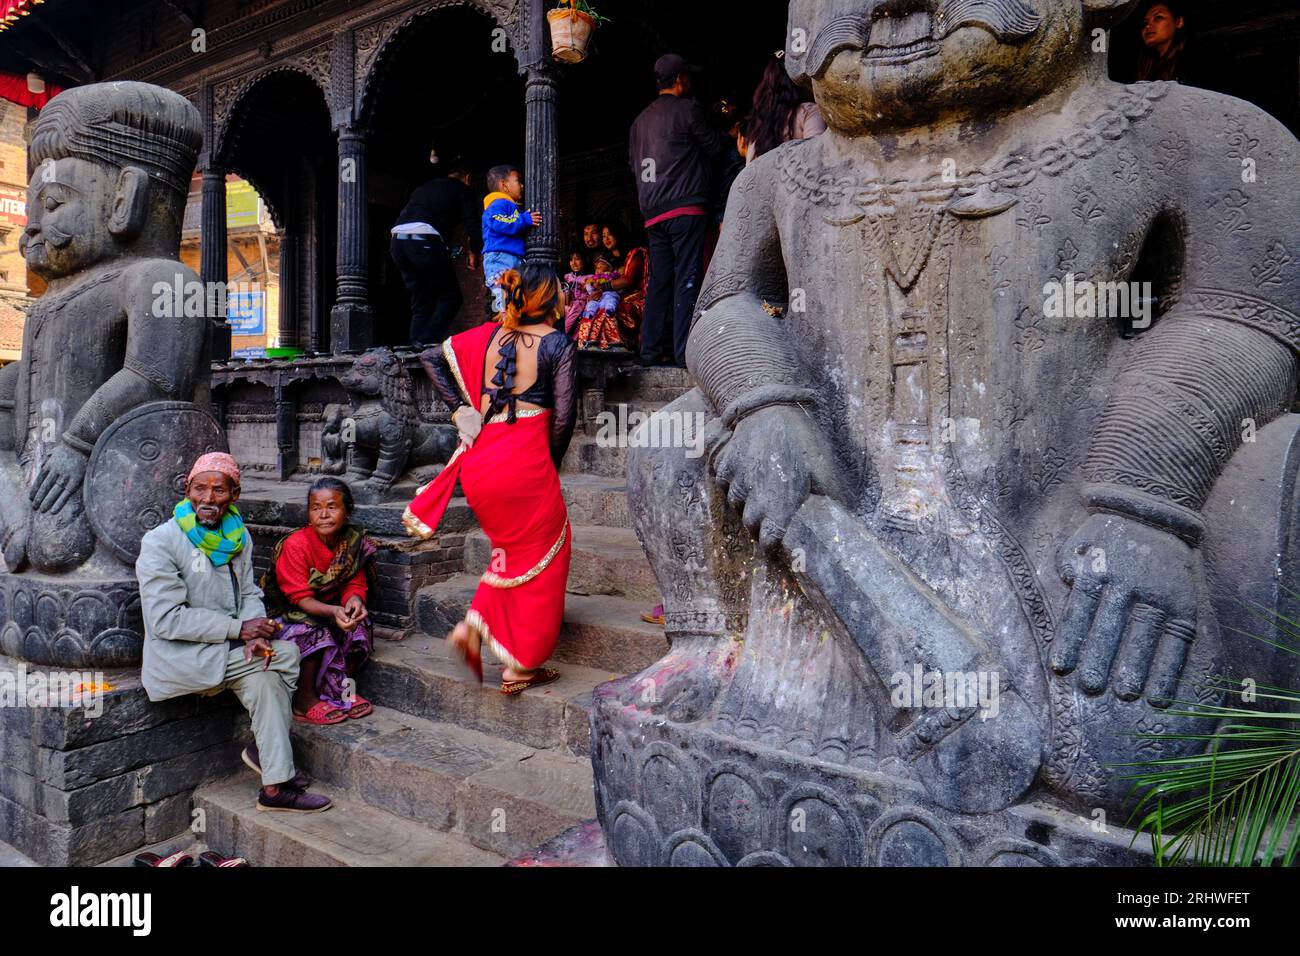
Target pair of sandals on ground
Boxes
[293,692,374,726]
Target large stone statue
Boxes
[0,81,225,667]
[592,0,1300,865]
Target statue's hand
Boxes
[710,405,847,552]
[1052,513,1199,706]
[31,443,89,515]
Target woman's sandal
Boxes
[501,666,561,696]
[293,701,347,726]
[345,695,374,720]
[198,851,249,868]
[446,621,483,683]
[133,851,195,868]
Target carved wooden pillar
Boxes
[278,228,298,349]
[200,166,231,360]
[330,125,372,353]
[524,67,560,268]
[523,0,560,269]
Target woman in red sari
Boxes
[574,221,649,352]
[405,264,578,694]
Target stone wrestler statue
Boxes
[593,0,1300,864]
[1,82,207,573]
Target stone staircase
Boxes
[192,364,692,866]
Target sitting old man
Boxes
[135,452,332,813]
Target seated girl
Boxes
[261,477,378,725]
[563,248,592,335]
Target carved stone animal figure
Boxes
[590,0,1300,866]
[328,347,457,503]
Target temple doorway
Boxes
[219,69,337,353]
[365,5,525,346]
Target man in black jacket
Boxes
[391,160,482,347]
[629,54,725,367]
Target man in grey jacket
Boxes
[136,452,330,813]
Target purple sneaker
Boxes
[242,745,311,789]
[257,785,332,813]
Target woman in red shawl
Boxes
[405,264,578,693]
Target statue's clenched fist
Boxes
[1053,513,1201,706]
[708,405,849,552]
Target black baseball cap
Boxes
[654,53,701,87]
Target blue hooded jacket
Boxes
[482,191,532,257]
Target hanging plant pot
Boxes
[548,1,597,65]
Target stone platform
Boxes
[0,654,240,865]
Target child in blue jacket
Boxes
[482,165,543,314]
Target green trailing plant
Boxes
[554,0,611,26]
[1117,596,1300,867]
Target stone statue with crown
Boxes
[590,0,1300,865]
[0,81,226,668]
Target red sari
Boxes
[403,321,571,672]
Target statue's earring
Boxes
[108,166,151,240]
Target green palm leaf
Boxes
[1119,682,1300,866]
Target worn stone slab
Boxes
[0,835,38,867]
[561,437,629,479]
[415,575,667,675]
[38,711,236,790]
[457,750,596,858]
[560,474,631,529]
[0,792,145,866]
[464,525,658,602]
[194,777,505,867]
[143,792,193,845]
[358,641,608,751]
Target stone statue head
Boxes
[785,0,1140,134]
[20,81,202,281]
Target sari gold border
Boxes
[465,608,527,671]
[401,445,466,539]
[480,523,568,589]
[442,336,472,406]
[486,407,548,425]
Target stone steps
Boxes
[464,524,658,602]
[286,705,596,860]
[560,473,631,529]
[357,639,610,757]
[182,365,685,868]
[192,776,505,867]
[562,435,629,477]
[415,573,667,674]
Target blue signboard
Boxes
[232,347,267,360]
[228,290,265,336]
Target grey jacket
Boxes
[136,518,266,701]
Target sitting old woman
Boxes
[260,477,378,725]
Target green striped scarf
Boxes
[174,499,246,567]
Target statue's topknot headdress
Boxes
[29,81,202,197]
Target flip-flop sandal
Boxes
[293,701,347,725]
[641,603,665,626]
[501,666,561,696]
[198,851,248,868]
[133,851,195,868]
[345,696,374,719]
